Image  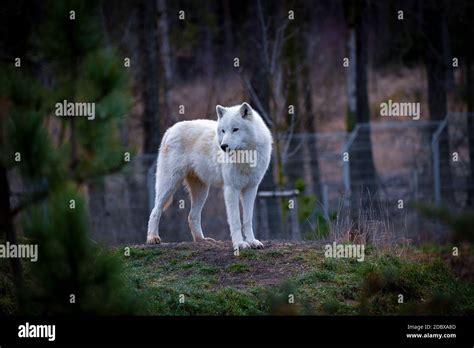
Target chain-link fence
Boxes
[88,113,473,246]
[340,120,442,243]
[437,112,474,207]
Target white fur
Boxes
[146,102,272,250]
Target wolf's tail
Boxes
[155,128,182,212]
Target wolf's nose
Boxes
[221,144,229,152]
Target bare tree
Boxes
[241,0,287,238]
[458,2,474,206]
[141,0,160,152]
[300,1,322,200]
[222,0,234,59]
[344,0,377,204]
[423,0,453,202]
[467,56,474,206]
[157,0,174,129]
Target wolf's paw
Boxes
[194,236,216,243]
[233,241,251,250]
[146,235,161,245]
[247,239,264,249]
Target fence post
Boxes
[257,198,270,240]
[412,169,418,201]
[290,196,300,241]
[322,184,329,219]
[431,117,448,206]
[257,190,300,240]
[342,125,360,203]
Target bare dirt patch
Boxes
[135,240,325,289]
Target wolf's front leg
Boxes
[224,185,249,250]
[241,186,264,249]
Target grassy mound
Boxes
[119,241,474,315]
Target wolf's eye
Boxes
[233,128,239,133]
[221,129,225,133]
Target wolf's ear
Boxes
[216,105,226,119]
[240,102,253,119]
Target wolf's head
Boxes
[215,102,258,152]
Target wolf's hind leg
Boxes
[185,175,213,242]
[146,166,184,244]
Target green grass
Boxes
[1,243,473,315]
[118,244,474,315]
[226,263,252,273]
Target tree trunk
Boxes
[424,0,453,203]
[223,0,234,59]
[203,1,215,81]
[246,0,282,239]
[466,57,474,206]
[301,58,322,200]
[346,28,357,131]
[142,0,160,153]
[156,0,174,129]
[282,4,300,191]
[345,0,377,205]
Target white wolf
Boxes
[146,102,272,250]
